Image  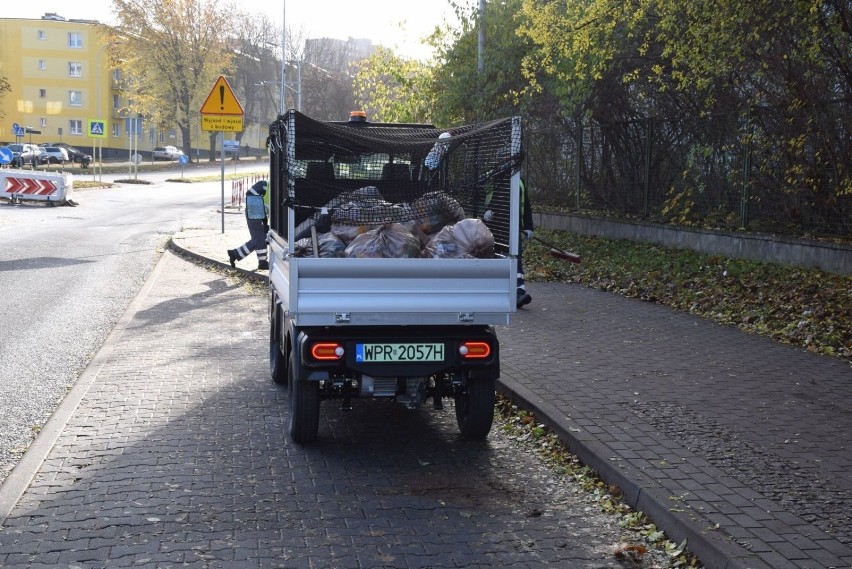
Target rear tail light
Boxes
[311,342,344,360]
[459,341,491,359]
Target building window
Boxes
[40,118,48,128]
[68,62,82,77]
[113,94,120,109]
[39,89,47,98]
[112,123,121,137]
[69,120,82,135]
[128,118,142,137]
[68,32,82,48]
[38,60,46,71]
[69,91,82,106]
[38,30,45,40]
[112,69,122,81]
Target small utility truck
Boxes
[266,110,524,443]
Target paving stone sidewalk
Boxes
[170,222,852,569]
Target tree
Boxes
[302,38,358,121]
[514,0,851,225]
[229,11,282,139]
[423,0,568,143]
[517,0,851,119]
[352,47,436,123]
[106,0,237,162]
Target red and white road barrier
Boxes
[231,178,245,208]
[1,170,73,204]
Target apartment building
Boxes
[0,13,188,158]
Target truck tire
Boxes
[269,306,287,385]
[288,357,319,443]
[455,378,496,440]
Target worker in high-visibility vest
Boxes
[516,178,534,308]
[481,176,535,308]
[227,180,269,270]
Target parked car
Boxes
[39,145,70,164]
[45,143,92,167]
[6,143,41,167]
[152,146,183,161]
[34,147,50,165]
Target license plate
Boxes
[355,343,445,363]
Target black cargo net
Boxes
[269,111,522,259]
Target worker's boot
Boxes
[227,249,238,268]
[257,260,269,270]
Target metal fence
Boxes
[524,100,851,237]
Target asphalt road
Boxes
[0,175,231,485]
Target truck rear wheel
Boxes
[288,358,319,443]
[269,306,287,385]
[455,378,496,440]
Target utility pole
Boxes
[280,0,287,115]
[477,0,485,74]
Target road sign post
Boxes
[179,153,189,179]
[200,75,245,233]
[88,120,108,182]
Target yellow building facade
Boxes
[0,13,238,159]
[1,15,121,153]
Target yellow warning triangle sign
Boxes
[200,76,244,116]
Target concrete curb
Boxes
[167,237,268,284]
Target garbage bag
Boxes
[345,223,423,259]
[293,232,347,258]
[424,218,495,259]
[411,191,466,235]
[331,223,378,244]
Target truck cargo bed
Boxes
[269,236,515,327]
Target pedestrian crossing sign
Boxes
[88,119,107,139]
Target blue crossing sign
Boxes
[12,123,25,137]
[88,119,107,139]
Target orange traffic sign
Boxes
[200,75,244,116]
